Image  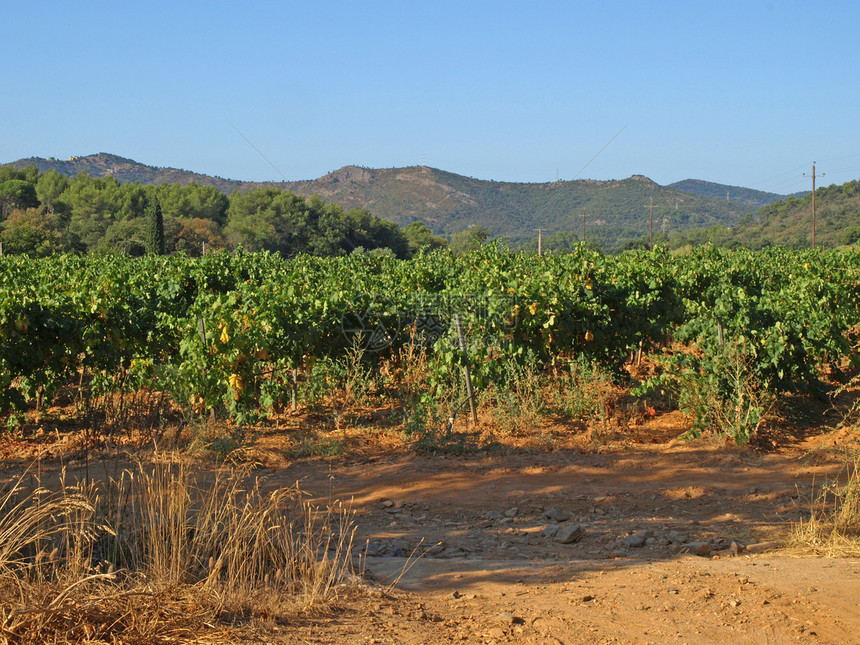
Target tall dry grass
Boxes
[789,454,860,557]
[0,462,357,644]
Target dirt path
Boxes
[267,441,860,644]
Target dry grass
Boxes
[789,453,860,557]
[0,461,358,644]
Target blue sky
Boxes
[5,1,860,193]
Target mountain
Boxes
[5,153,791,251]
[667,179,796,208]
[666,178,860,250]
[8,153,260,192]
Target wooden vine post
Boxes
[454,313,478,426]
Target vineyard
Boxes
[2,243,859,447]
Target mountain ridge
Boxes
[5,153,792,250]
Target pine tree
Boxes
[146,197,165,255]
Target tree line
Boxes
[0,165,451,258]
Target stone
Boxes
[543,508,570,522]
[744,541,780,554]
[621,534,647,548]
[542,524,559,538]
[426,543,446,556]
[667,530,688,544]
[505,506,519,518]
[495,611,516,625]
[680,541,711,556]
[555,524,585,544]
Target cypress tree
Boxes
[146,197,165,255]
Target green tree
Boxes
[405,221,447,255]
[0,207,80,255]
[449,225,489,255]
[35,170,69,215]
[97,218,148,255]
[0,180,39,218]
[146,197,165,255]
[65,173,124,250]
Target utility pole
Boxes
[534,228,542,256]
[803,162,824,249]
[582,208,586,244]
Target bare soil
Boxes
[250,422,860,644]
[4,398,860,644]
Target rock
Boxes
[436,547,467,559]
[495,611,516,625]
[621,534,647,548]
[555,524,585,544]
[730,540,740,556]
[542,524,559,538]
[744,541,780,554]
[361,543,381,557]
[426,543,446,556]
[485,510,503,520]
[680,541,711,556]
[543,508,570,522]
[380,500,394,508]
[505,506,519,518]
[667,530,688,544]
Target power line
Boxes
[231,123,289,182]
[571,124,628,181]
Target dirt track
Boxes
[270,440,860,644]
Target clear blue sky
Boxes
[5,1,860,193]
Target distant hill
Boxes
[667,179,796,208]
[6,153,791,251]
[667,178,860,250]
[8,153,260,192]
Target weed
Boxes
[635,339,774,444]
[789,454,860,556]
[288,434,348,459]
[401,396,478,455]
[187,419,259,462]
[0,462,357,642]
[482,358,546,436]
[556,356,616,425]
